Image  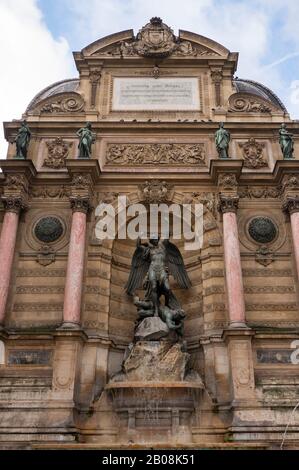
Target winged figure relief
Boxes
[125,237,191,320]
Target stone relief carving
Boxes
[34,93,85,114]
[4,174,28,192]
[229,94,273,113]
[36,245,56,267]
[255,246,275,267]
[139,180,173,203]
[29,186,70,199]
[101,18,220,58]
[44,138,73,169]
[218,173,238,191]
[218,195,239,214]
[183,192,217,218]
[106,143,206,166]
[238,186,282,199]
[239,139,268,169]
[282,174,299,191]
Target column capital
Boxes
[2,195,28,214]
[70,195,92,214]
[282,196,299,215]
[218,194,239,214]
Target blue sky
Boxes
[1,0,299,155]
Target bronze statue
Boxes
[77,122,95,159]
[14,120,31,159]
[215,122,230,159]
[126,237,191,331]
[279,123,294,160]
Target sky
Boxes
[1,0,299,156]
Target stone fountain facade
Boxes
[0,18,299,449]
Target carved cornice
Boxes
[218,195,239,214]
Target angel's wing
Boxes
[125,244,150,295]
[163,239,192,289]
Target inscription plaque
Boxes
[112,78,200,111]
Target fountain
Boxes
[106,237,204,445]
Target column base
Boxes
[57,322,82,331]
[228,321,248,329]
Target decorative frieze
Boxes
[13,302,63,312]
[246,303,297,311]
[106,143,206,166]
[16,269,66,277]
[16,285,64,294]
[243,269,292,277]
[239,186,282,199]
[29,186,70,199]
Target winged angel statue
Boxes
[125,237,191,335]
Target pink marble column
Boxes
[291,211,299,279]
[284,197,299,280]
[220,196,247,328]
[0,210,19,325]
[62,201,89,328]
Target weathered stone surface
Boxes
[134,317,169,340]
[122,340,190,382]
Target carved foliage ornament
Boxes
[139,180,173,203]
[218,173,238,191]
[239,139,268,169]
[34,93,85,114]
[106,143,206,166]
[44,138,73,169]
[239,186,282,199]
[229,94,273,113]
[218,195,239,214]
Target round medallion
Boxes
[248,217,277,244]
[34,217,64,243]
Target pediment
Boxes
[80,18,231,59]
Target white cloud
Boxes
[0,0,74,157]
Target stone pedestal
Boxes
[223,329,256,406]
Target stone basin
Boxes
[106,381,204,444]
